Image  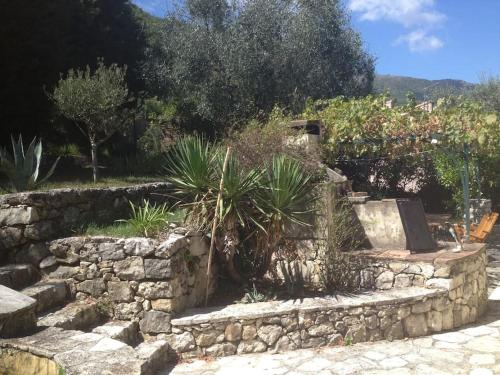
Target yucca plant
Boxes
[254,155,316,276]
[118,200,173,237]
[0,135,59,192]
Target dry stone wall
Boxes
[165,244,488,358]
[42,232,216,335]
[0,183,172,264]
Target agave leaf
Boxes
[38,156,61,185]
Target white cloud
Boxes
[348,0,445,27]
[396,30,443,52]
[348,0,446,52]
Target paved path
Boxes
[169,227,500,375]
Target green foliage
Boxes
[0,135,59,192]
[165,136,316,282]
[320,197,366,293]
[118,200,174,237]
[472,75,500,113]
[242,284,267,304]
[82,222,142,238]
[52,60,130,182]
[143,0,374,133]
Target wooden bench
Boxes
[454,212,499,243]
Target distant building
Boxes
[416,101,434,113]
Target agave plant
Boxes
[0,135,59,192]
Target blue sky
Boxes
[132,0,500,83]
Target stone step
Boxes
[0,264,39,290]
[21,280,69,314]
[135,340,170,374]
[37,301,102,331]
[0,284,37,338]
[92,320,139,345]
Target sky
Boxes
[131,0,500,83]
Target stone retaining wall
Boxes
[42,232,216,335]
[165,244,488,358]
[0,183,172,263]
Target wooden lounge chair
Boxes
[454,212,499,243]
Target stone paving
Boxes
[168,226,500,375]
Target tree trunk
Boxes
[215,217,244,284]
[90,142,99,183]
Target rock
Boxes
[0,206,39,226]
[274,335,298,352]
[384,322,404,340]
[151,298,185,312]
[39,255,57,269]
[76,279,106,297]
[196,331,219,347]
[394,274,412,288]
[137,282,175,299]
[420,264,435,278]
[375,271,394,289]
[114,302,143,320]
[140,311,171,334]
[427,311,443,332]
[0,227,23,249]
[205,343,237,356]
[257,325,283,346]
[24,221,54,241]
[47,265,79,279]
[97,242,126,261]
[108,281,134,302]
[308,324,335,337]
[155,234,189,258]
[123,238,155,257]
[93,320,139,344]
[15,243,49,265]
[403,314,428,337]
[345,324,366,344]
[163,332,196,352]
[237,340,268,354]
[242,325,257,340]
[426,278,454,290]
[114,257,145,280]
[224,323,242,341]
[412,300,432,314]
[144,258,174,279]
[136,340,170,374]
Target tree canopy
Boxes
[143,0,375,134]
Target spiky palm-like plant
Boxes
[0,135,59,192]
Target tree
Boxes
[472,75,500,113]
[52,61,130,182]
[142,0,375,134]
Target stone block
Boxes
[403,313,428,337]
[140,311,171,334]
[76,279,106,297]
[0,206,39,226]
[224,323,242,341]
[144,258,174,279]
[257,325,283,346]
[375,271,394,289]
[114,257,145,280]
[137,282,176,299]
[155,234,188,258]
[123,238,155,257]
[108,281,134,302]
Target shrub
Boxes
[118,200,174,237]
[319,197,367,293]
[0,135,59,192]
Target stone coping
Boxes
[0,285,36,318]
[351,242,485,266]
[0,182,170,204]
[172,287,444,326]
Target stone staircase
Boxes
[0,262,170,374]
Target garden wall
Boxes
[0,182,172,264]
[166,243,488,358]
[40,232,216,335]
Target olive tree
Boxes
[52,61,130,182]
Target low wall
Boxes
[0,183,171,264]
[165,243,488,358]
[42,232,216,335]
